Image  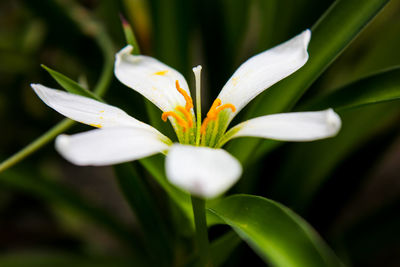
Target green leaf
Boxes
[209,231,241,267]
[339,201,400,266]
[113,163,172,266]
[243,66,400,175]
[304,66,400,111]
[120,15,141,54]
[227,0,391,165]
[0,119,74,173]
[139,154,193,221]
[139,155,224,228]
[0,169,146,257]
[271,102,400,211]
[0,0,115,173]
[209,195,343,267]
[184,231,241,267]
[41,64,103,101]
[0,252,133,267]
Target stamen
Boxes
[175,80,193,111]
[200,117,211,134]
[177,106,193,127]
[161,111,188,131]
[160,80,195,133]
[215,103,236,113]
[200,98,236,134]
[207,99,222,119]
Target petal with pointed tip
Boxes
[115,45,191,112]
[217,30,311,121]
[32,83,158,130]
[166,144,242,199]
[56,127,170,166]
[226,109,341,142]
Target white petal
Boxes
[115,45,191,112]
[55,127,170,166]
[227,109,341,142]
[217,29,311,120]
[165,144,242,199]
[31,84,157,132]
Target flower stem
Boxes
[191,195,211,266]
[0,119,75,173]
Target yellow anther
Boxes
[200,98,236,134]
[154,70,169,75]
[175,80,193,111]
[162,111,188,131]
[177,106,193,127]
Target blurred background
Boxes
[0,0,399,266]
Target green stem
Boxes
[191,195,211,267]
[0,2,114,173]
[0,119,74,173]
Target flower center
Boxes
[161,78,236,146]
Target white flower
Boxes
[31,29,341,199]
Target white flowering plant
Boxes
[1,1,399,266]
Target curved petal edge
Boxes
[165,144,242,199]
[217,29,311,122]
[55,127,170,166]
[227,109,341,142]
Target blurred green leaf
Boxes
[41,65,102,101]
[139,155,225,228]
[304,66,400,111]
[271,102,400,211]
[120,15,141,54]
[118,10,172,135]
[139,155,193,220]
[209,194,343,266]
[0,119,75,173]
[149,0,191,74]
[184,231,241,267]
[113,163,172,266]
[0,252,133,267]
[338,200,400,266]
[0,169,146,257]
[0,0,114,173]
[209,231,241,267]
[228,0,391,165]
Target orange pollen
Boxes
[200,98,236,134]
[160,80,195,132]
[175,80,193,111]
[207,99,222,119]
[177,106,193,127]
[161,111,188,131]
[216,103,236,113]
